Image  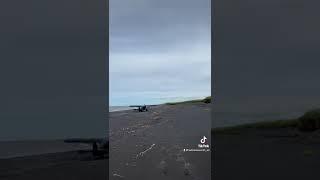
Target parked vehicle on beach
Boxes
[129,105,149,112]
[64,138,108,157]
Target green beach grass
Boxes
[166,96,211,105]
[213,119,299,134]
[213,108,320,134]
[166,97,320,134]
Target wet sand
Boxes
[2,102,320,179]
[0,151,108,180]
[213,127,320,179]
[0,103,211,180]
[109,103,211,180]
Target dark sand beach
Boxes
[109,103,211,180]
[213,125,320,179]
[0,151,108,180]
[3,101,319,179]
[0,103,211,180]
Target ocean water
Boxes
[109,106,136,112]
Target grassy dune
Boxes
[165,97,320,134]
[166,96,211,105]
[213,119,299,134]
[213,108,320,134]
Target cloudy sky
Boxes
[213,0,320,127]
[214,0,320,97]
[0,0,107,140]
[109,0,211,106]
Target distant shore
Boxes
[109,96,211,112]
[109,106,136,112]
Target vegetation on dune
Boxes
[203,96,211,103]
[298,109,320,132]
[303,149,314,156]
[166,96,211,105]
[213,119,299,134]
[212,108,320,134]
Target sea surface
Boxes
[109,106,136,112]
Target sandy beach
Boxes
[0,103,211,180]
[0,151,108,180]
[2,102,320,179]
[213,125,320,179]
[109,103,211,180]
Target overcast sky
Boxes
[213,0,320,127]
[109,0,211,106]
[215,0,320,97]
[0,0,107,140]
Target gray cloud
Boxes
[0,0,107,140]
[0,0,107,97]
[213,0,320,127]
[214,0,320,97]
[110,0,211,105]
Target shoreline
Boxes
[2,102,320,179]
[109,102,211,179]
[0,102,211,179]
[109,96,211,112]
[109,105,161,113]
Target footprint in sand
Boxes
[184,162,192,176]
[176,151,193,176]
[176,154,185,162]
[158,160,168,175]
[152,116,162,120]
